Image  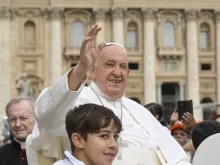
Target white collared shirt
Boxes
[14,138,26,149]
[53,151,85,165]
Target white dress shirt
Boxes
[54,151,85,165]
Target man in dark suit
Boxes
[0,97,36,165]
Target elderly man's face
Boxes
[7,100,36,142]
[171,129,188,147]
[91,45,130,100]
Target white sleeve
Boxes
[175,157,192,165]
[35,68,86,136]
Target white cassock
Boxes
[31,69,191,165]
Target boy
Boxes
[54,103,122,165]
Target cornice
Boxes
[112,7,125,20]
[185,9,198,22]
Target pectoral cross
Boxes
[117,137,123,160]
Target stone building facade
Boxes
[1,0,220,124]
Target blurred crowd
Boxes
[144,102,220,162]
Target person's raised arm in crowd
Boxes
[170,109,196,133]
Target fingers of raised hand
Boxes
[183,113,194,120]
[92,25,102,39]
[95,42,106,54]
[211,108,216,114]
[86,24,102,39]
[83,36,92,44]
[86,25,96,38]
[182,113,195,126]
[182,115,189,123]
[80,37,92,52]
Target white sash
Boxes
[112,148,166,165]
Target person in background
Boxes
[0,97,36,165]
[144,103,169,128]
[192,120,220,150]
[170,110,196,133]
[0,97,57,165]
[144,103,163,121]
[170,123,188,147]
[170,123,195,162]
[54,103,122,165]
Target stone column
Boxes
[0,7,11,138]
[50,8,62,83]
[94,8,107,46]
[179,83,185,101]
[42,8,51,86]
[0,7,11,115]
[177,17,182,49]
[157,83,162,104]
[215,11,220,104]
[142,9,156,104]
[112,8,124,46]
[186,9,202,119]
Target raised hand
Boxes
[68,24,105,91]
[79,24,103,72]
[182,112,196,132]
[210,107,220,120]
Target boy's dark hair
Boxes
[144,103,163,121]
[192,120,220,150]
[65,103,122,152]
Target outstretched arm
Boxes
[35,24,105,135]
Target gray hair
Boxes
[5,97,36,117]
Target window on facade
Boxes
[126,22,137,49]
[24,21,36,49]
[200,23,210,49]
[70,21,84,48]
[201,97,213,120]
[162,21,175,48]
[201,63,211,71]
[129,62,139,70]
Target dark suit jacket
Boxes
[0,139,28,165]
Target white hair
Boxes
[5,97,36,117]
